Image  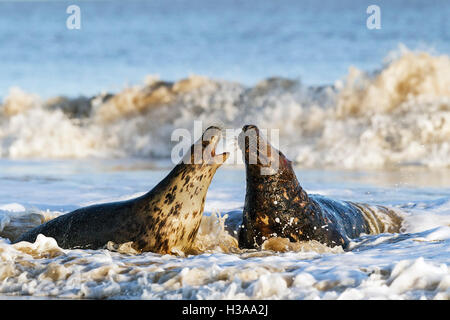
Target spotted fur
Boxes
[15,126,229,254]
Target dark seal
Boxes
[15,126,229,254]
[238,125,402,250]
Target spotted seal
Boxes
[237,125,402,249]
[15,126,229,254]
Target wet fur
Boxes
[238,125,402,250]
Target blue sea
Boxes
[0,0,449,98]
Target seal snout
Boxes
[238,124,292,176]
[238,125,270,165]
[201,126,229,165]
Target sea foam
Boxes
[1,47,450,169]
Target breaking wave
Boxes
[1,46,450,169]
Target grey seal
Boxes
[15,126,229,254]
[238,125,402,249]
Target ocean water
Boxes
[0,160,449,299]
[0,0,449,97]
[0,0,450,168]
[0,0,450,300]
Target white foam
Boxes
[1,47,450,169]
[0,200,448,300]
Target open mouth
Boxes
[203,127,229,164]
[211,137,230,164]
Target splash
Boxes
[1,87,40,117]
[0,220,448,299]
[261,237,344,254]
[93,75,216,122]
[0,199,448,299]
[336,48,450,116]
[190,211,240,254]
[0,205,60,242]
[1,47,450,168]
